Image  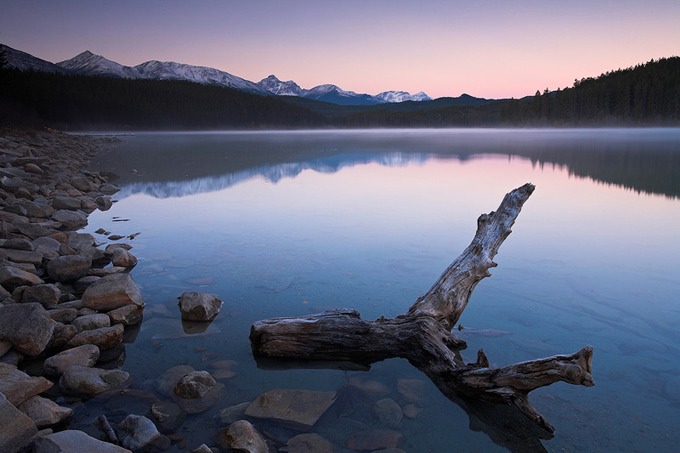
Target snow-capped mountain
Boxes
[4,44,434,105]
[256,75,304,96]
[57,51,142,79]
[0,44,67,73]
[135,60,263,93]
[375,91,431,103]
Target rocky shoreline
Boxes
[0,129,416,453]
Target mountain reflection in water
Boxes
[92,129,680,200]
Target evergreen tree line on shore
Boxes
[1,56,678,130]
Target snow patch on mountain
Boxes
[57,51,141,78]
[257,75,304,96]
[375,91,432,103]
[135,60,263,93]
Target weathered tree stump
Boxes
[250,183,593,438]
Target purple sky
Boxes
[1,0,679,99]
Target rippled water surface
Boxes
[83,129,680,452]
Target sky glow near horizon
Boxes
[1,0,679,99]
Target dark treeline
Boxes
[1,56,678,129]
[0,68,324,130]
[335,57,680,127]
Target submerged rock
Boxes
[245,388,336,431]
[287,433,334,453]
[346,429,403,451]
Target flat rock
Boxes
[0,363,54,406]
[0,248,43,266]
[18,395,73,428]
[82,273,144,311]
[178,291,223,322]
[43,344,100,376]
[33,429,132,453]
[47,255,92,283]
[216,420,267,453]
[13,220,55,239]
[66,324,124,350]
[287,433,334,453]
[0,265,43,291]
[59,365,129,396]
[32,236,62,260]
[346,429,403,451]
[71,313,111,332]
[215,401,250,426]
[0,392,38,453]
[245,388,336,431]
[47,307,79,323]
[0,303,54,356]
[2,238,34,251]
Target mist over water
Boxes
[85,129,680,452]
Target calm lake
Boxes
[81,129,680,452]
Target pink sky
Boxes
[1,0,679,99]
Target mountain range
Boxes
[0,44,431,106]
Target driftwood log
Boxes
[250,183,593,438]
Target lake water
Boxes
[81,129,680,452]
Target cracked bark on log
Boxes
[250,183,594,435]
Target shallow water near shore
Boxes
[82,129,680,452]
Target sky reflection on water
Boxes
[86,129,680,452]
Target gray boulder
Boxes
[46,255,92,283]
[21,283,60,307]
[43,344,100,376]
[111,248,138,268]
[18,395,73,428]
[0,265,43,291]
[0,392,38,453]
[52,209,88,229]
[0,363,53,406]
[66,324,124,350]
[178,291,223,322]
[33,429,132,453]
[71,313,111,332]
[82,273,144,311]
[0,303,54,356]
